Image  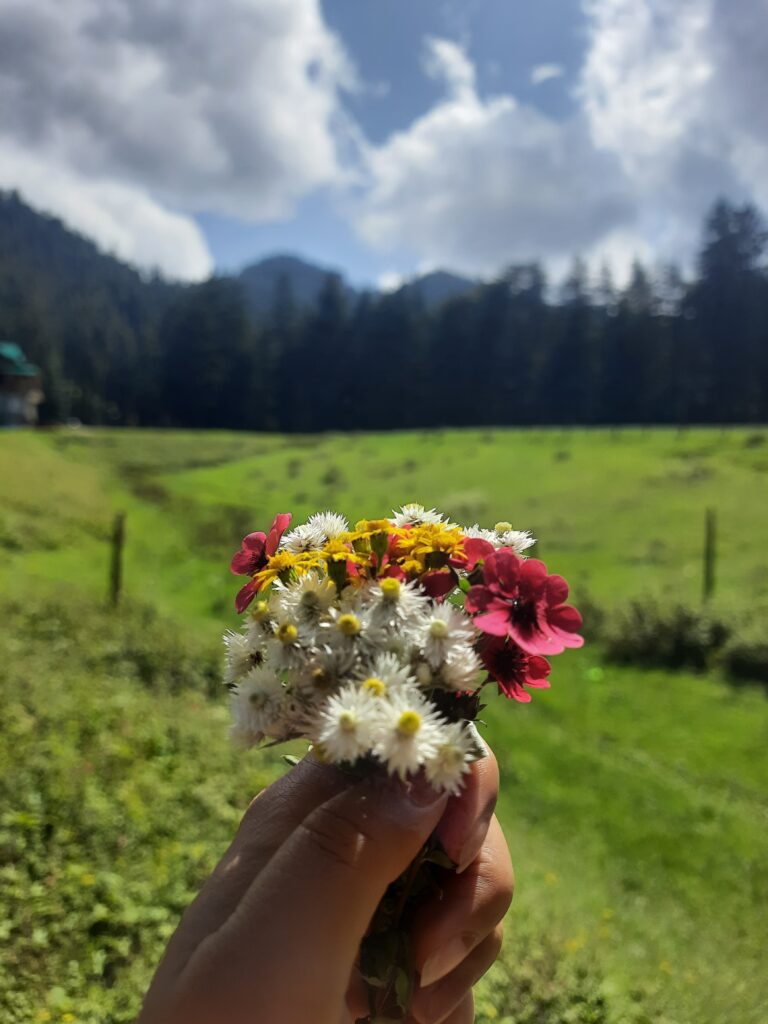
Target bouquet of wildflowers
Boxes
[223,504,583,1020]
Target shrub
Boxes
[602,600,730,672]
[721,629,768,686]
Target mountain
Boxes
[0,190,178,424]
[238,254,356,320]
[396,269,478,309]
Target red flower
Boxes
[466,549,583,656]
[421,568,459,600]
[478,635,551,702]
[230,513,291,612]
[449,536,495,572]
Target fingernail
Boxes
[420,932,477,988]
[456,807,493,873]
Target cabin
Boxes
[0,341,44,427]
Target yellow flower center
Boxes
[380,578,401,600]
[363,677,387,697]
[436,744,463,768]
[396,710,422,737]
[337,613,361,636]
[338,710,358,733]
[277,622,298,644]
[250,600,270,621]
[494,521,513,533]
[429,618,449,639]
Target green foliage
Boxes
[601,600,730,671]
[721,627,768,686]
[0,590,276,1024]
[1,427,768,1022]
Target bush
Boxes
[602,600,730,672]
[721,629,768,686]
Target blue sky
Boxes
[1,0,766,287]
[200,0,586,283]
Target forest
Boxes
[1,190,767,429]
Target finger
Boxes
[157,756,351,972]
[411,926,502,1024]
[415,816,513,988]
[439,991,474,1024]
[434,744,498,872]
[197,772,449,1023]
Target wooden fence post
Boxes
[702,507,716,603]
[109,512,126,609]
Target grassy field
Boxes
[1,426,767,1024]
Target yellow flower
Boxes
[393,524,466,573]
[252,551,319,590]
[321,538,368,565]
[353,518,395,538]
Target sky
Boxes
[0,0,766,287]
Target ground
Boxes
[1,426,766,1023]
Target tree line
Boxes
[1,191,767,429]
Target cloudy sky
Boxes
[1,0,766,285]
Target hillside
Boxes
[1,426,767,1024]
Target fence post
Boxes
[109,512,126,609]
[702,507,716,603]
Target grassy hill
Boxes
[1,426,767,1023]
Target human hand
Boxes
[138,748,513,1024]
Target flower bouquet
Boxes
[223,504,583,1021]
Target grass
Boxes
[1,425,767,1023]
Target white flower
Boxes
[463,524,497,544]
[230,666,284,747]
[316,685,377,763]
[290,644,358,696]
[498,528,536,556]
[264,614,315,671]
[373,687,445,779]
[356,651,415,699]
[464,522,536,556]
[322,605,386,658]
[365,578,429,630]
[307,510,349,539]
[223,629,254,687]
[390,503,445,527]
[417,603,476,669]
[280,522,327,554]
[424,721,475,795]
[441,645,483,691]
[243,598,275,650]
[272,573,336,623]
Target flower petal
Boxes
[473,608,512,637]
[234,580,257,614]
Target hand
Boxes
[138,748,513,1024]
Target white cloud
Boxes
[0,0,353,278]
[0,143,212,281]
[580,0,768,258]
[530,64,565,85]
[354,37,634,278]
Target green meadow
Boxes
[1,426,767,1024]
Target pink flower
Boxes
[230,513,291,611]
[466,549,583,656]
[478,635,551,702]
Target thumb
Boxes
[211,772,448,1020]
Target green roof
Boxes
[0,341,39,377]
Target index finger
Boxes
[434,742,499,873]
